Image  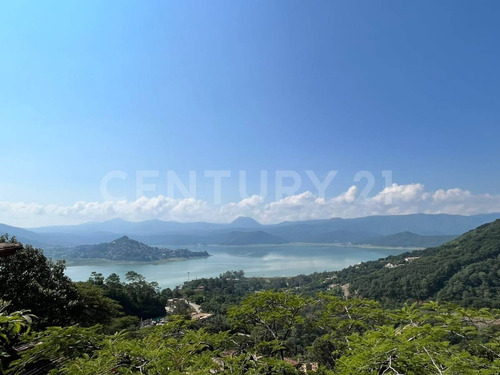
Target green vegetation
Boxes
[0,235,173,326]
[67,236,210,261]
[3,293,500,374]
[228,290,310,360]
[87,270,172,319]
[357,231,457,248]
[0,238,81,328]
[336,219,500,308]
[0,301,33,373]
[180,270,331,316]
[1,220,500,373]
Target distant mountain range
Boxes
[67,236,210,262]
[2,213,499,249]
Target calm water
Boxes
[64,244,408,289]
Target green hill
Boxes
[223,230,288,245]
[68,236,210,262]
[359,231,458,248]
[336,219,500,308]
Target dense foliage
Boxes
[87,270,172,319]
[180,270,333,315]
[0,236,80,328]
[336,219,500,307]
[0,237,171,329]
[358,231,457,248]
[0,301,33,373]
[1,220,500,373]
[3,293,500,374]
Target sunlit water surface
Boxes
[64,244,408,289]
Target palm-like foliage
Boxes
[0,300,34,372]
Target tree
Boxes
[102,272,165,319]
[0,243,80,328]
[335,302,500,374]
[30,319,230,375]
[0,300,34,373]
[8,325,105,374]
[87,271,105,286]
[73,282,123,327]
[229,291,308,360]
[308,295,390,367]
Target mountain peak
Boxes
[113,235,130,242]
[230,216,261,228]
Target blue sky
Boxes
[1,1,500,226]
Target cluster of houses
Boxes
[165,297,213,321]
[140,297,213,328]
[385,256,420,269]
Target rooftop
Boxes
[0,243,23,258]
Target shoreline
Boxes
[157,242,424,251]
[56,242,421,267]
[63,254,210,266]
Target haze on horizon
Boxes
[1,1,499,227]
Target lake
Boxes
[64,243,410,289]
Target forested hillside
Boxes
[336,219,500,307]
[357,231,457,248]
[68,236,209,261]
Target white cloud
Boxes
[1,183,500,227]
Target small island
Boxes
[67,236,210,262]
